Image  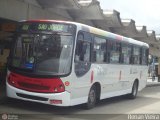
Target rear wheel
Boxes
[85,85,97,109]
[127,81,138,99]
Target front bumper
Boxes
[6,83,71,106]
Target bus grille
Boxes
[7,72,65,93]
[18,82,50,91]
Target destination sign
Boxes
[18,22,74,33]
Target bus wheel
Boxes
[127,81,138,99]
[85,85,97,109]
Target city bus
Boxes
[6,20,149,109]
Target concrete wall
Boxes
[0,0,72,21]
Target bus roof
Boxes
[21,19,149,48]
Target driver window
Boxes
[75,31,91,77]
[75,33,90,62]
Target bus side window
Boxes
[75,33,90,62]
[146,48,149,65]
[132,46,141,64]
[75,31,91,77]
[121,43,132,64]
[76,41,90,62]
[93,36,106,63]
[141,47,148,65]
[109,41,121,64]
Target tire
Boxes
[85,85,97,109]
[127,81,138,99]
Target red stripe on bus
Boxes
[91,71,94,83]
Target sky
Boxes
[99,0,160,34]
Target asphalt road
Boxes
[0,85,160,120]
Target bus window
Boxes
[109,41,121,64]
[75,41,90,62]
[121,43,132,64]
[75,33,91,62]
[93,37,106,63]
[133,46,141,64]
[11,33,74,75]
[75,31,91,77]
[141,48,149,65]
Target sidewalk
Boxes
[146,77,160,87]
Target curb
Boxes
[146,82,160,87]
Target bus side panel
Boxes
[138,66,148,91]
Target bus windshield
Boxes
[10,33,74,76]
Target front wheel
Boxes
[127,81,138,99]
[85,85,97,109]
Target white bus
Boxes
[6,20,149,109]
